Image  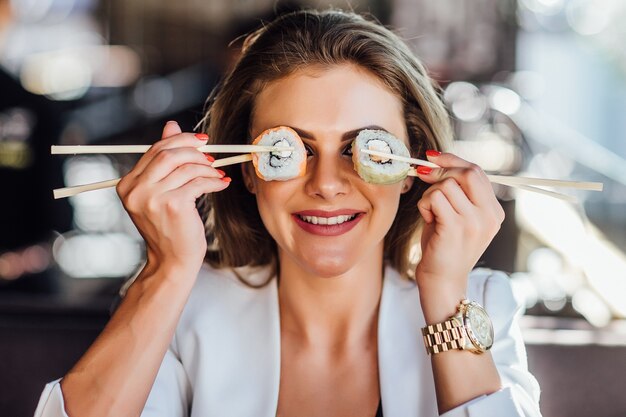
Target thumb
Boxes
[162,120,182,140]
[415,150,474,183]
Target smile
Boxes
[296,214,357,225]
[292,210,363,236]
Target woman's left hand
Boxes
[414,151,505,320]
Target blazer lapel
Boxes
[378,266,439,417]
[196,268,281,417]
[266,278,282,417]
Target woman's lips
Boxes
[292,211,363,236]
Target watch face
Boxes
[465,303,494,351]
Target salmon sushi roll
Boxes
[252,126,307,181]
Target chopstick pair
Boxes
[52,144,604,201]
[51,144,291,199]
[362,149,603,202]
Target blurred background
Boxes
[1,0,625,416]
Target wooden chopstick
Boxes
[406,169,576,201]
[53,154,253,199]
[361,149,439,168]
[484,174,603,191]
[51,144,294,155]
[364,149,603,192]
[504,184,578,203]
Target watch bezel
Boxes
[461,301,494,353]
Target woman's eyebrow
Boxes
[289,125,389,141]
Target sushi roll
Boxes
[252,126,307,181]
[351,129,410,184]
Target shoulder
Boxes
[384,266,520,325]
[384,266,515,305]
[182,263,276,317]
[168,264,282,401]
[174,263,277,344]
[191,263,273,294]
[467,268,521,325]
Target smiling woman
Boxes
[35,9,542,417]
[245,64,410,279]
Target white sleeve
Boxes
[439,387,529,417]
[140,347,192,417]
[33,347,191,417]
[33,379,69,417]
[441,271,542,417]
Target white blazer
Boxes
[35,265,542,417]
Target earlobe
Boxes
[241,164,257,194]
[401,177,414,193]
[247,180,257,194]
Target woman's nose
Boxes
[304,152,351,200]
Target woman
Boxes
[35,9,541,417]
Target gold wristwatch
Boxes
[421,299,494,355]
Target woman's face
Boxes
[247,64,412,278]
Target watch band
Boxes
[421,317,465,355]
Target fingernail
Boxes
[426,150,441,157]
[205,154,215,162]
[221,177,232,183]
[166,120,178,125]
[216,169,225,177]
[417,166,432,175]
[195,133,209,140]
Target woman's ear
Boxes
[401,176,414,194]
[241,163,257,194]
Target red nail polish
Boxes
[205,154,215,162]
[417,166,432,175]
[216,169,225,177]
[426,150,441,157]
[221,177,232,183]
[195,133,209,140]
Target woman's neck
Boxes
[277,247,384,351]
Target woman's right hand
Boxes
[116,121,231,276]
[59,121,227,417]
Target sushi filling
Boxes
[366,139,392,164]
[252,126,306,181]
[352,129,410,185]
[269,139,294,167]
[297,213,358,225]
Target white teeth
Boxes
[299,214,357,225]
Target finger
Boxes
[419,151,485,185]
[425,150,474,169]
[130,125,210,178]
[158,163,225,191]
[421,178,474,216]
[422,189,458,228]
[414,151,474,186]
[416,165,490,206]
[166,176,231,202]
[417,198,434,224]
[137,147,215,184]
[162,120,182,139]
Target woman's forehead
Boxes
[251,64,407,142]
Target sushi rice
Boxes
[252,126,307,181]
[351,129,410,184]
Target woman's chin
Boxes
[295,254,357,279]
